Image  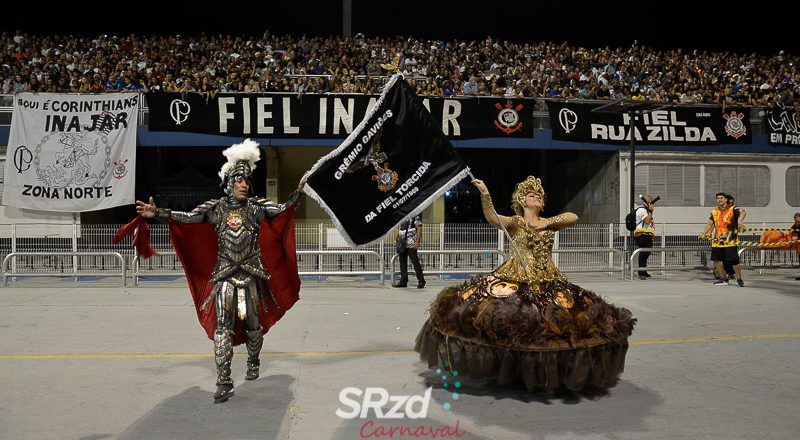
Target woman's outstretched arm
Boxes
[538,212,579,231]
[473,179,516,231]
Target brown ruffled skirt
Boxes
[414,276,636,391]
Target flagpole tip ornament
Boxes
[512,176,545,215]
[219,138,260,194]
[380,53,402,73]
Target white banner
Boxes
[2,93,139,212]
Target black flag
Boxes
[304,74,470,247]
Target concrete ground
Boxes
[1,268,799,440]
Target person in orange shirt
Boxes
[722,194,746,280]
[792,213,800,280]
[701,193,744,286]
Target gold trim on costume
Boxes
[493,216,566,283]
[554,291,575,309]
[546,213,570,228]
[489,280,520,297]
[480,193,495,213]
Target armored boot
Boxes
[213,329,235,403]
[245,327,263,381]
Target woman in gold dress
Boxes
[415,176,636,391]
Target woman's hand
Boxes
[297,170,311,193]
[135,197,157,218]
[472,179,489,195]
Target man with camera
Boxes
[634,195,658,280]
[394,214,425,289]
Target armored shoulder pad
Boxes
[249,197,278,208]
[194,199,221,213]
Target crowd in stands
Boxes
[1,29,798,107]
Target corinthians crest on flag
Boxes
[304,74,470,247]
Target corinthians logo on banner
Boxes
[493,100,524,134]
[723,111,747,139]
[557,108,578,133]
[548,101,752,145]
[170,99,191,125]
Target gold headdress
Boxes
[511,176,545,215]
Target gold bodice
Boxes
[492,216,566,283]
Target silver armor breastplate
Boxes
[211,199,269,284]
[162,192,304,285]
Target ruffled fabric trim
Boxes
[415,321,629,390]
[414,280,636,390]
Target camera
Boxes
[639,194,660,204]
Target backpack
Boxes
[624,211,637,232]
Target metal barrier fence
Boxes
[629,246,800,280]
[738,247,800,272]
[1,222,797,284]
[388,248,625,284]
[132,252,184,285]
[2,251,126,286]
[389,249,506,285]
[132,249,385,285]
[552,248,626,279]
[629,247,714,280]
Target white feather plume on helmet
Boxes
[218,138,261,182]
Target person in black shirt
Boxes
[393,215,425,288]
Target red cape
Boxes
[116,208,300,346]
[112,216,158,258]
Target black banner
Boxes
[548,102,752,145]
[303,75,469,247]
[766,108,800,146]
[146,91,532,140]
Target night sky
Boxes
[3,1,795,55]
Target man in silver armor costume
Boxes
[136,139,307,403]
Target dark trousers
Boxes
[723,258,737,278]
[634,234,653,276]
[398,248,424,284]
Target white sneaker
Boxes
[713,280,729,286]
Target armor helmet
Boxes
[218,139,260,198]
